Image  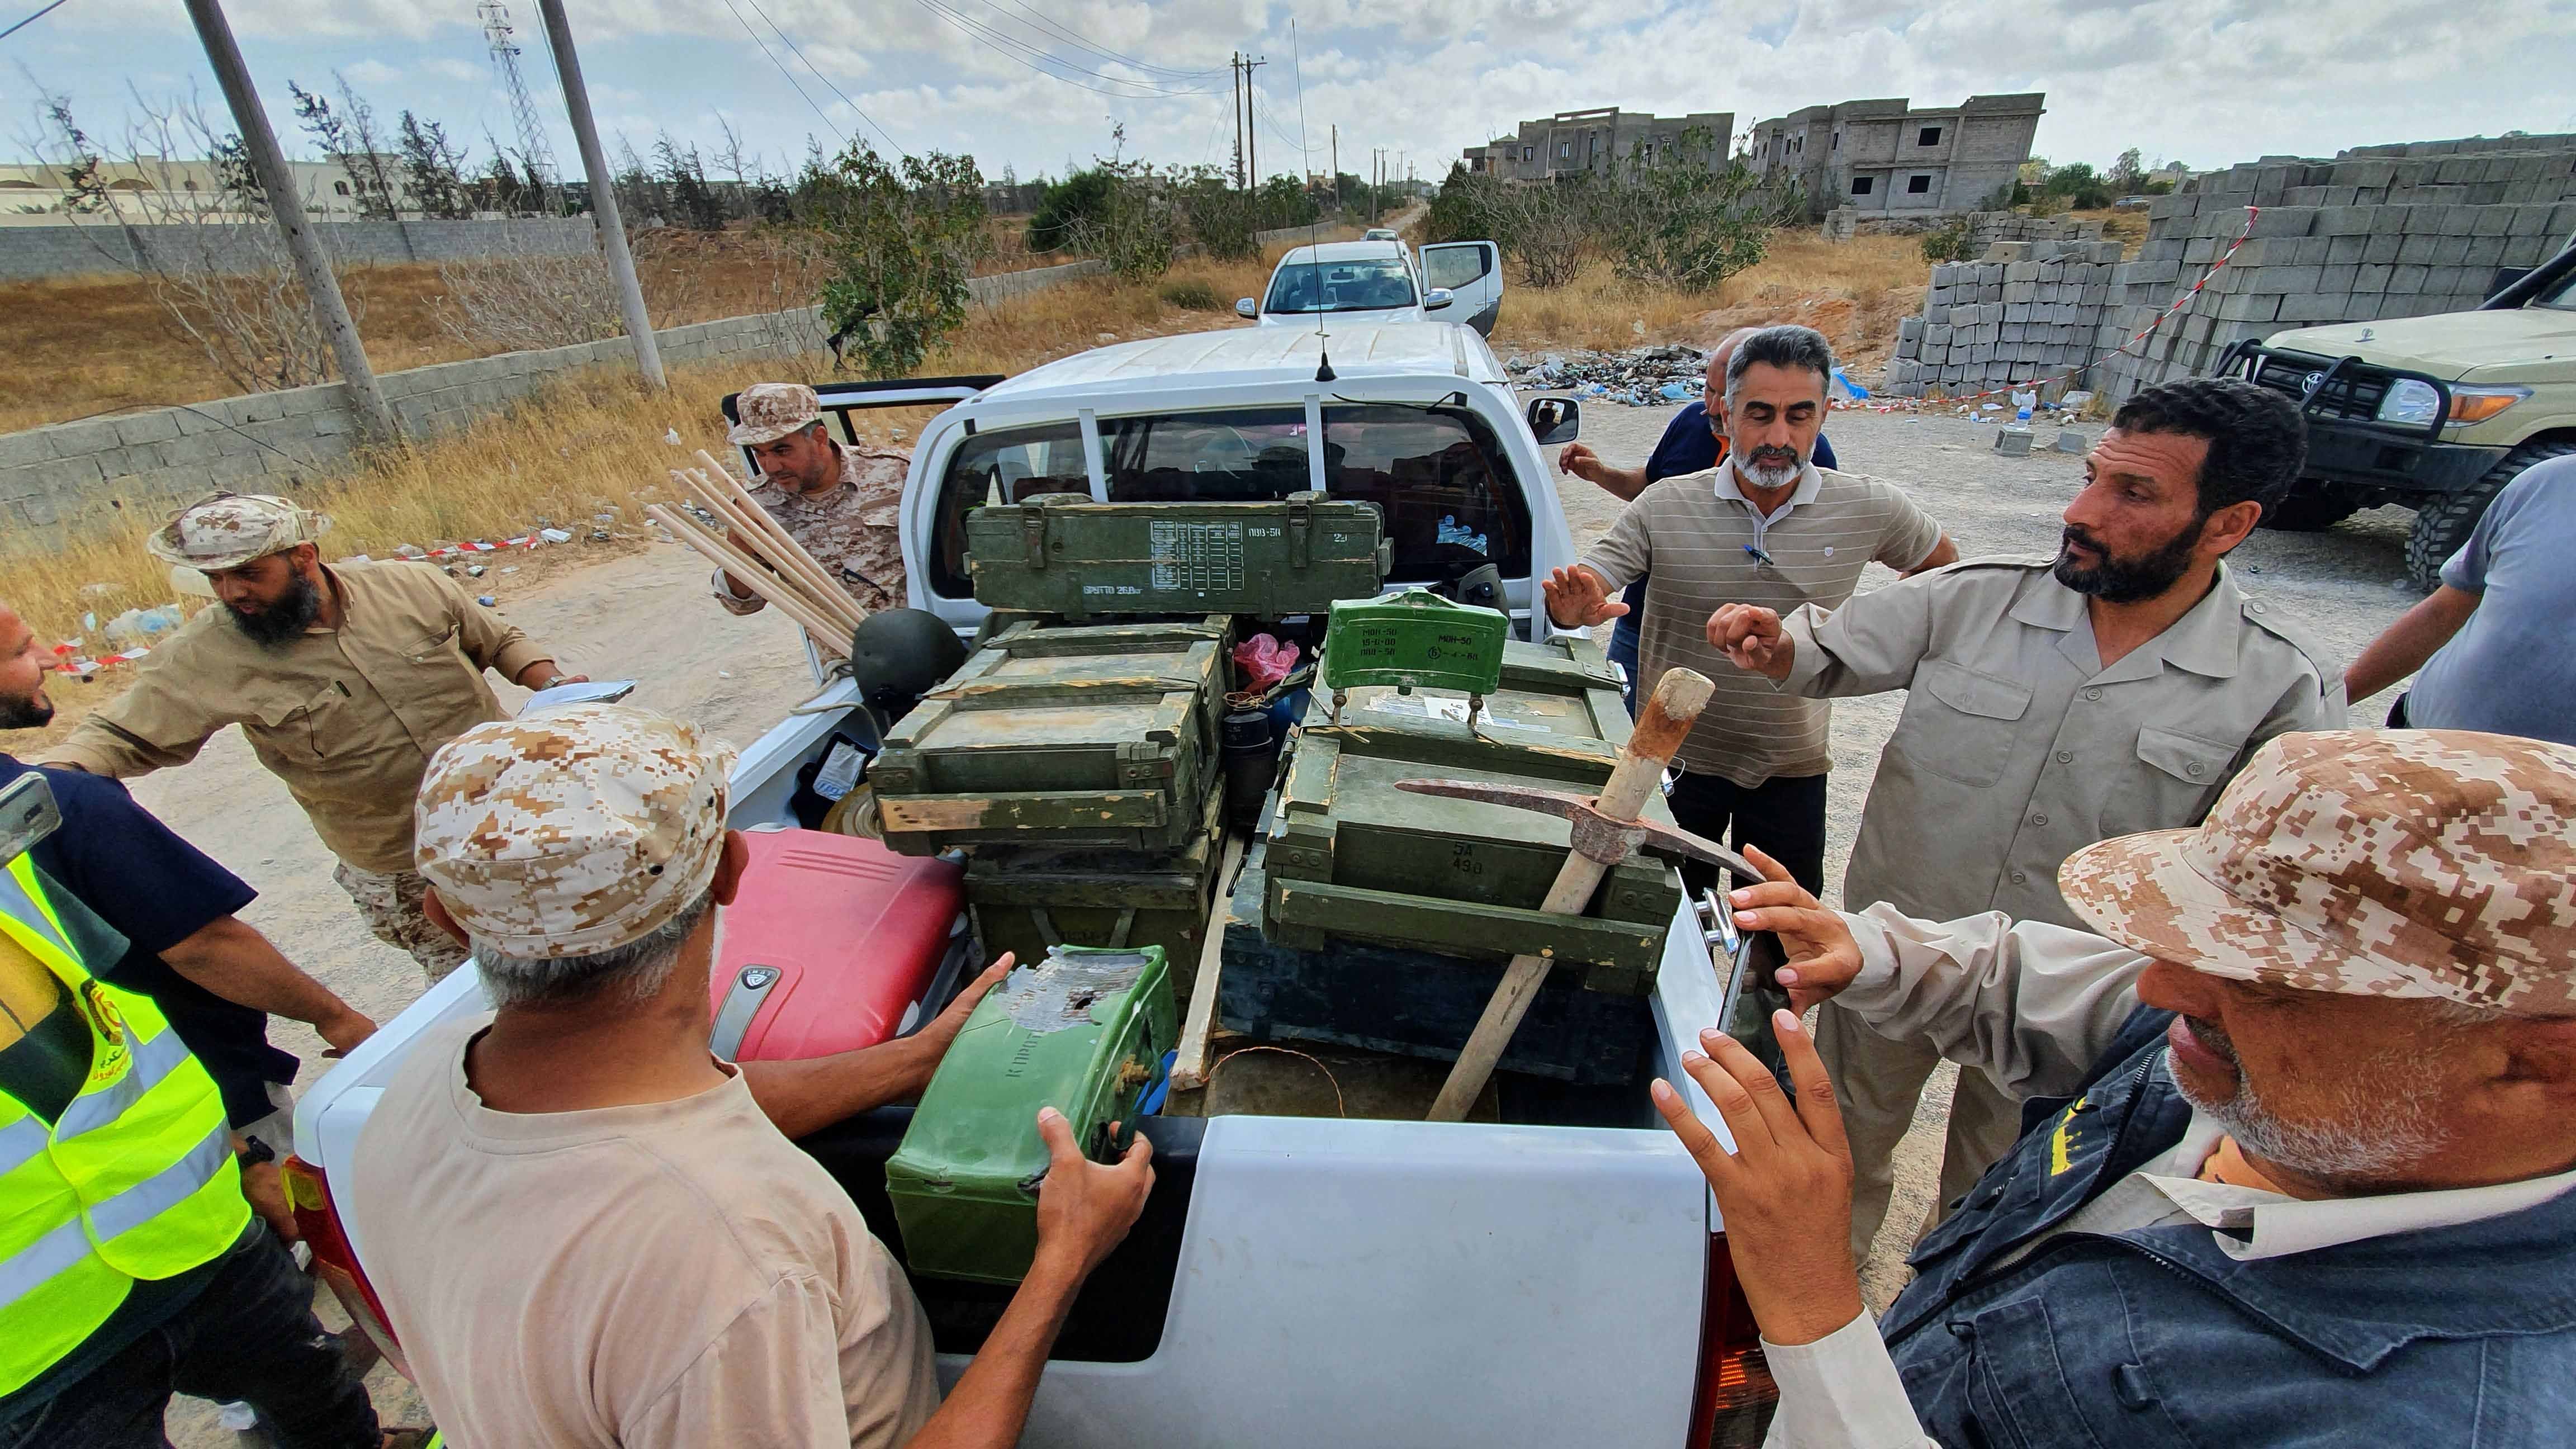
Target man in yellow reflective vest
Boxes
[0,806,381,1447]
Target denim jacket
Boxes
[1881,1005,2576,1446]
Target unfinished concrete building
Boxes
[1461,107,1736,182]
[1749,94,2044,220]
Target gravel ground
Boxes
[1552,400,2420,1306]
[146,403,2423,1439]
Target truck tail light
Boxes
[1687,1232,1778,1448]
[281,1154,413,1382]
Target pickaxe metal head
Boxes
[1391,778,1767,883]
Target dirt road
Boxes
[151,404,2417,1438]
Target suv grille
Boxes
[2243,350,2394,423]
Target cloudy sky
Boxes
[6,0,2573,188]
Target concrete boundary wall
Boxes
[0,217,600,283]
[0,258,1109,550]
[1881,140,2576,403]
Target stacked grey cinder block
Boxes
[1881,134,2576,400]
[0,259,1110,550]
[0,218,600,283]
[1883,217,2125,395]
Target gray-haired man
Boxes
[1544,325,1956,895]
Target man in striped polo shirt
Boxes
[1543,325,1957,896]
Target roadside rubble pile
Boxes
[1503,347,1708,407]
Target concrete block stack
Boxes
[1878,134,2576,402]
[1964,212,2105,255]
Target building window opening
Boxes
[334,181,351,195]
[1917,126,1942,146]
[1906,173,1933,194]
[1851,176,1873,196]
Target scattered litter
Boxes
[392,543,427,560]
[500,566,519,575]
[466,565,487,578]
[1502,345,1707,407]
[538,528,574,544]
[476,595,498,607]
[718,670,733,678]
[102,606,183,650]
[664,428,683,447]
[2059,390,2095,414]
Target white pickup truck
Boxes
[290,321,1778,1447]
[1238,238,1506,338]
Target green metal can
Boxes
[886,944,1177,1285]
[964,492,1389,618]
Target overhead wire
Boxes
[737,0,907,156]
[981,0,1225,81]
[0,0,67,44]
[906,0,1226,99]
[713,0,848,144]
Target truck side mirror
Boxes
[1235,297,1259,319]
[1526,396,1580,446]
[1423,288,1454,311]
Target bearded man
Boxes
[39,493,583,982]
[1543,324,1955,899]
[1709,376,2343,1265]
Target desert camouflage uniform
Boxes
[334,863,471,981]
[414,704,737,956]
[711,443,911,616]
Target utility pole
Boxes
[1229,53,1244,191]
[536,0,665,390]
[1238,53,1266,193]
[1330,123,1337,189]
[184,0,399,442]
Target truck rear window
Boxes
[1264,259,1418,315]
[929,406,1531,599]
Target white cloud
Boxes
[342,59,402,87]
[428,59,485,83]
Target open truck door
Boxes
[1420,241,1503,337]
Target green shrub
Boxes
[1158,278,1225,311]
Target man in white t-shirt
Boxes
[348,703,1151,1447]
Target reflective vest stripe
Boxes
[0,1217,91,1306]
[53,1027,192,1142]
[0,866,72,959]
[0,1117,46,1177]
[89,1123,232,1243]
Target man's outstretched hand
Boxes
[1652,1014,1863,1348]
[1727,847,1865,1015]
[1542,565,1628,629]
[1707,604,1794,680]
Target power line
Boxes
[0,0,71,44]
[713,0,846,145]
[737,0,905,156]
[981,0,1224,82]
[907,0,1225,99]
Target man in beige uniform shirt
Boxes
[1712,377,2343,1261]
[40,493,581,981]
[713,382,913,618]
[1545,325,1955,896]
[349,704,1153,1447]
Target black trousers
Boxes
[1665,770,1830,899]
[0,1229,378,1449]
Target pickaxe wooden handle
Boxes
[1422,666,1715,1121]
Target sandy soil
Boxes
[149,403,2421,1439]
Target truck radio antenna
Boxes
[1289,19,1334,384]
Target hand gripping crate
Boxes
[871,617,1228,857]
[963,491,1389,618]
[1261,636,1679,996]
[887,944,1176,1284]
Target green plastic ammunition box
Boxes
[964,492,1390,618]
[871,618,1228,856]
[1263,637,1678,993]
[965,783,1228,1000]
[1319,589,1510,696]
[886,945,1176,1284]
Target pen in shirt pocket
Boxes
[1742,544,1813,600]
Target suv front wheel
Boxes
[2406,439,2576,591]
[2260,481,2369,533]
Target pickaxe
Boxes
[1401,667,1731,1121]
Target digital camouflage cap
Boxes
[413,703,738,957]
[2059,729,2576,1015]
[727,382,825,446]
[144,491,330,573]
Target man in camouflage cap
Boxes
[1648,728,2576,1446]
[711,382,912,623]
[40,491,584,981]
[347,703,1154,1447]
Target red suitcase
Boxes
[709,828,971,1063]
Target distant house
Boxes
[1461,107,1739,182]
[0,155,398,225]
[1747,93,2046,221]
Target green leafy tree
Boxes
[801,143,987,377]
[1026,167,1117,253]
[1178,167,1261,260]
[398,111,472,220]
[2106,147,2145,193]
[1602,127,1781,291]
[290,76,400,219]
[1425,161,1503,245]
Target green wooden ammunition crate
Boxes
[964,785,1228,1000]
[872,619,1228,856]
[964,492,1390,618]
[886,945,1176,1284]
[1263,638,1678,995]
